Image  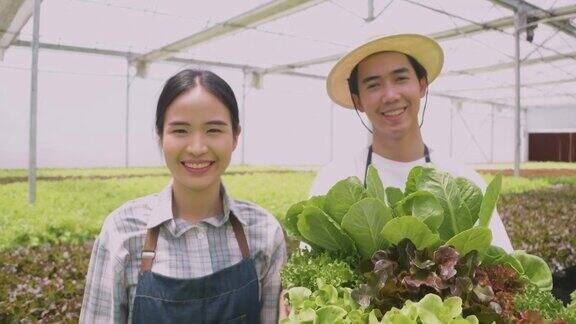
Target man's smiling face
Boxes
[353,51,428,141]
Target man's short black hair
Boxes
[347,53,428,96]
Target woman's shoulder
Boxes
[99,192,160,239]
[231,199,281,228]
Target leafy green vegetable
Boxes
[483,245,524,275]
[281,250,360,291]
[341,198,392,259]
[404,166,424,197]
[514,284,568,322]
[398,191,444,231]
[281,282,368,324]
[372,294,479,324]
[366,165,386,204]
[445,227,492,259]
[416,169,474,240]
[324,177,366,224]
[381,216,440,250]
[455,177,483,220]
[308,195,326,210]
[511,250,553,291]
[297,206,356,254]
[385,187,404,208]
[284,200,307,240]
[478,173,502,227]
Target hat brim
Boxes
[326,34,444,109]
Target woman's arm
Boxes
[259,224,287,324]
[80,231,128,323]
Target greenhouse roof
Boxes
[2,0,575,107]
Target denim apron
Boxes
[363,145,431,185]
[131,213,261,324]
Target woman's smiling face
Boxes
[161,86,238,193]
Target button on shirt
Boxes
[80,183,287,324]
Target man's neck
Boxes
[371,130,425,162]
[171,181,223,223]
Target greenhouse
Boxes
[1,0,575,322]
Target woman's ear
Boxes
[233,125,242,150]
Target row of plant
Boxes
[0,243,92,322]
[499,185,576,274]
[280,165,576,323]
[0,172,315,250]
[1,167,575,322]
[0,165,302,179]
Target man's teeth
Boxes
[383,108,405,116]
[184,162,211,169]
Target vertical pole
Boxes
[241,70,247,164]
[329,102,334,162]
[367,0,374,21]
[490,105,495,163]
[125,60,131,167]
[569,132,573,163]
[449,104,453,158]
[28,0,41,204]
[513,8,525,177]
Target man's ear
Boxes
[419,77,428,98]
[233,125,242,150]
[352,93,365,112]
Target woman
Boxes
[80,69,286,323]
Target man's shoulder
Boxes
[309,148,368,196]
[430,150,486,189]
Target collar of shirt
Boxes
[146,181,247,237]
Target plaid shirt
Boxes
[80,183,286,324]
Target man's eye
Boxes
[172,129,187,134]
[207,129,222,133]
[367,83,379,89]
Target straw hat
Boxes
[326,34,444,109]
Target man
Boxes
[311,34,513,251]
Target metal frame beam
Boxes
[12,39,328,80]
[444,50,576,76]
[438,77,576,92]
[490,0,576,38]
[13,39,261,70]
[260,4,576,75]
[0,0,40,60]
[131,0,325,65]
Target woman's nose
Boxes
[186,134,209,156]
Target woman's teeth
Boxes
[183,162,211,169]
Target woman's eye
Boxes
[367,83,379,89]
[172,129,187,134]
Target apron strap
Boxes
[140,227,160,273]
[363,145,373,187]
[229,213,250,259]
[139,212,250,273]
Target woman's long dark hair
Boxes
[155,69,240,138]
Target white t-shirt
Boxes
[310,146,514,252]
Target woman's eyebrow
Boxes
[167,121,190,127]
